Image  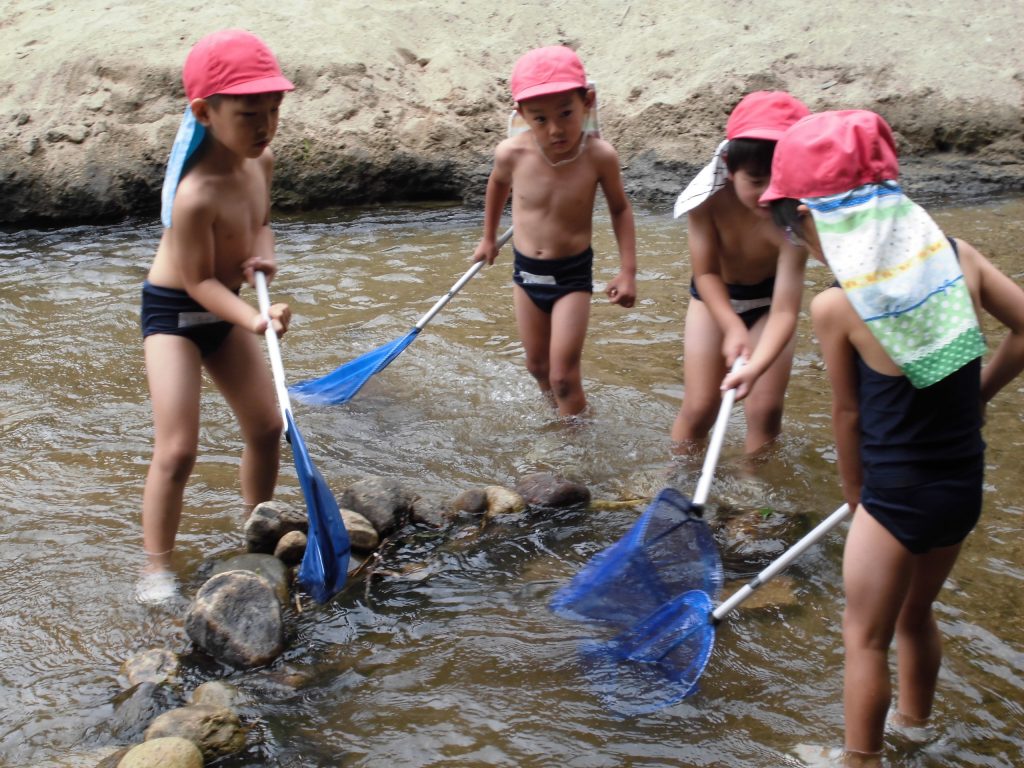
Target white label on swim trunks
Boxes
[730,297,772,314]
[518,271,557,286]
[178,311,220,328]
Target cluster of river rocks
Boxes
[101,472,592,767]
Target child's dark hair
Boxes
[769,198,806,241]
[724,138,776,177]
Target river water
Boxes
[1,198,1022,767]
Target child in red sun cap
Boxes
[671,91,811,456]
[473,46,637,419]
[137,29,294,604]
[765,109,1024,765]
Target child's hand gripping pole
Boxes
[692,357,746,509]
[254,271,291,426]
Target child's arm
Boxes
[811,287,862,511]
[688,206,749,363]
[722,241,806,398]
[595,141,636,308]
[473,142,514,265]
[958,239,1024,402]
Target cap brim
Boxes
[218,75,296,95]
[729,126,786,141]
[758,182,787,204]
[514,80,586,103]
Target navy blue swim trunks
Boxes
[689,275,775,329]
[861,456,984,554]
[140,280,235,358]
[513,246,594,314]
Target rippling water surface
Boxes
[1,199,1022,767]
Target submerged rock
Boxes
[515,472,591,509]
[244,500,308,554]
[190,680,241,709]
[341,508,380,551]
[341,475,418,536]
[120,647,179,688]
[144,705,245,762]
[185,571,284,668]
[483,485,527,519]
[211,553,289,607]
[117,736,203,768]
[107,681,179,742]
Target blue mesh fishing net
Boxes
[579,589,716,715]
[549,487,723,715]
[287,411,351,603]
[550,487,722,624]
[290,328,421,405]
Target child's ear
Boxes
[583,88,596,109]
[190,98,211,126]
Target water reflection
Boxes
[0,199,1022,766]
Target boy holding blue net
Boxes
[762,109,1024,765]
[473,45,637,418]
[137,29,294,604]
[671,91,810,454]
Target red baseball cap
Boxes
[726,91,810,141]
[510,46,587,103]
[183,29,294,101]
[760,110,900,202]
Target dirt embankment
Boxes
[1,1,1021,226]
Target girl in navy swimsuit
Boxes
[762,110,1024,764]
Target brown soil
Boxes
[0,1,1021,225]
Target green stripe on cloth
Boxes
[814,198,915,235]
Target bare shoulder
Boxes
[496,133,529,159]
[171,169,220,227]
[587,136,621,168]
[259,146,275,177]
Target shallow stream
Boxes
[1,198,1022,767]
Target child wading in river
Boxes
[671,91,810,453]
[137,29,294,604]
[762,109,1024,766]
[473,45,637,418]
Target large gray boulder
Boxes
[185,571,284,668]
[211,553,290,606]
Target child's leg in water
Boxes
[141,334,203,574]
[672,297,726,451]
[548,291,590,417]
[514,285,553,398]
[741,312,796,453]
[205,328,283,510]
[842,507,960,757]
[514,286,591,417]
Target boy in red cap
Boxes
[473,45,637,418]
[671,91,810,454]
[137,29,294,604]
[763,109,1024,765]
